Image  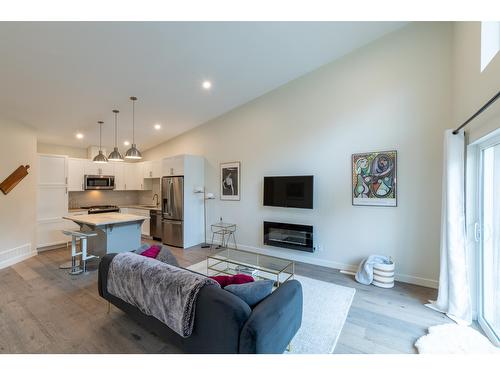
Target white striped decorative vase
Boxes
[372,260,395,288]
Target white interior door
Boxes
[478,135,500,346]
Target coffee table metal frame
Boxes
[207,248,294,287]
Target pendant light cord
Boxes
[98,121,103,150]
[114,112,117,147]
[132,99,135,144]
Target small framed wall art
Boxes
[352,150,397,207]
[220,161,241,201]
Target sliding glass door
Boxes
[478,136,500,345]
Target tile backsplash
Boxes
[69,179,161,209]
[69,190,140,208]
[138,179,161,205]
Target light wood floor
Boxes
[0,242,450,354]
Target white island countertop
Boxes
[63,213,146,227]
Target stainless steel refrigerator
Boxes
[161,176,184,247]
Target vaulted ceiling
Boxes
[0,22,406,151]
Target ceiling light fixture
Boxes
[154,124,161,130]
[125,96,142,160]
[124,140,130,146]
[76,133,84,139]
[108,109,123,162]
[202,80,212,90]
[93,121,108,164]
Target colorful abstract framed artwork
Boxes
[352,150,397,207]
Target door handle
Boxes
[474,222,481,242]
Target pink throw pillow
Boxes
[209,274,254,287]
[141,245,161,258]
[230,274,254,285]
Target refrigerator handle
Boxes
[169,179,174,215]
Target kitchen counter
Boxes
[120,205,161,211]
[63,213,146,226]
[68,208,88,213]
[63,213,146,254]
[67,205,161,214]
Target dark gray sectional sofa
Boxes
[98,253,303,354]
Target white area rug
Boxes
[415,323,500,354]
[188,260,355,354]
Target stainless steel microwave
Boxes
[84,175,115,190]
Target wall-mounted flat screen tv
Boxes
[263,175,313,209]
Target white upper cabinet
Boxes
[143,160,162,179]
[162,155,184,176]
[136,163,145,190]
[68,158,85,191]
[113,162,125,190]
[84,160,114,176]
[142,161,152,178]
[38,154,67,185]
[152,160,162,178]
[55,156,158,192]
[124,163,141,191]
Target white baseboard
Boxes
[0,243,36,270]
[211,240,438,289]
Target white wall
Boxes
[0,119,37,268]
[143,23,452,288]
[453,22,500,140]
[37,142,88,159]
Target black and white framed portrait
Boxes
[220,161,240,201]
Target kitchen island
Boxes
[63,213,146,255]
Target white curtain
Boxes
[426,129,472,325]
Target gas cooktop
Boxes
[80,205,120,214]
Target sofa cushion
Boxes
[141,244,162,258]
[209,274,254,288]
[132,243,150,255]
[224,280,274,308]
[156,245,180,267]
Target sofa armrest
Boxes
[98,253,118,298]
[239,279,303,354]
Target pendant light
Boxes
[93,121,108,163]
[108,109,123,161]
[125,96,142,160]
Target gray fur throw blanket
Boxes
[107,252,219,338]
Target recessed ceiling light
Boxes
[202,80,212,90]
[76,133,84,139]
[154,124,161,130]
[123,140,130,146]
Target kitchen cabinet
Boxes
[84,160,114,176]
[112,162,125,190]
[143,160,162,178]
[162,155,184,176]
[37,154,70,249]
[64,157,158,192]
[124,163,142,190]
[38,154,67,185]
[68,158,85,191]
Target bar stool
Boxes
[60,230,98,274]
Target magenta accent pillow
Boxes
[209,274,254,287]
[141,245,161,258]
[209,275,232,287]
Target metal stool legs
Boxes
[69,235,83,275]
[61,230,98,275]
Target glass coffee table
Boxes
[207,248,294,287]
